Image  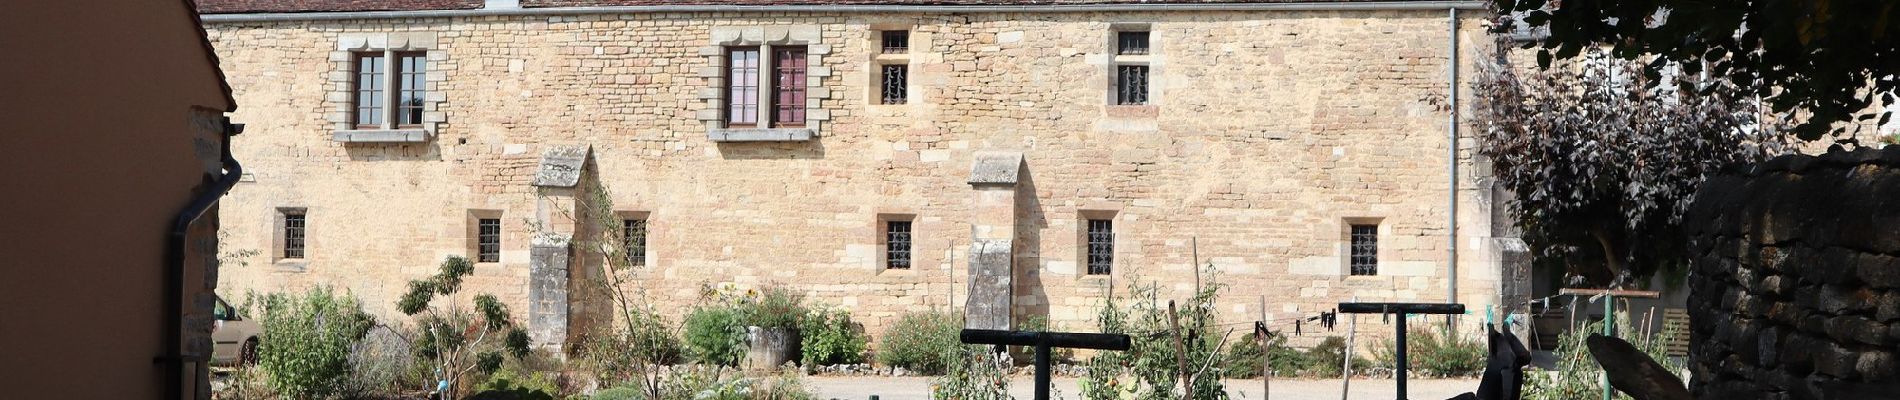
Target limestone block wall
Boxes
[205,9,1505,344]
[1684,148,1900,398]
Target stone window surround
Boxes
[1340,217,1386,277]
[865,24,923,107]
[1076,208,1121,279]
[468,209,504,264]
[616,210,652,268]
[876,213,917,274]
[271,207,309,270]
[1106,23,1162,112]
[330,32,446,143]
[698,25,831,142]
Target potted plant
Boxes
[736,285,808,370]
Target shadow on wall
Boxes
[1015,161,1051,329]
[714,139,827,160]
[343,141,443,162]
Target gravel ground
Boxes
[805,376,1481,399]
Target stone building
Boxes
[200,0,1521,349]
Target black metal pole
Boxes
[1035,344,1051,400]
[1395,313,1408,400]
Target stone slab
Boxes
[529,243,570,349]
[967,151,1023,185]
[965,238,1013,330]
[708,128,814,142]
[531,145,590,188]
[331,129,428,143]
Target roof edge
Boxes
[202,1,1486,22]
[185,0,238,112]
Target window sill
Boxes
[1104,105,1158,118]
[332,128,430,143]
[271,260,308,272]
[708,127,814,142]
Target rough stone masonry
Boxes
[1684,147,1900,399]
[199,0,1518,350]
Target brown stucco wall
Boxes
[0,0,234,398]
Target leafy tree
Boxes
[399,255,531,398]
[1472,41,1782,286]
[1494,0,1900,141]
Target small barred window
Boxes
[1349,224,1379,276]
[283,213,306,259]
[624,218,648,267]
[1116,31,1150,55]
[886,220,912,269]
[881,30,910,54]
[1087,219,1114,275]
[1116,65,1149,105]
[477,218,501,263]
[881,64,908,105]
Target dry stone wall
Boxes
[204,9,1506,345]
[1684,147,1900,399]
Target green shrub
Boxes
[1225,336,1369,379]
[737,286,807,329]
[649,365,813,400]
[931,345,1011,400]
[400,256,533,398]
[577,311,684,391]
[684,306,748,366]
[799,307,867,366]
[256,286,374,399]
[348,324,427,396]
[1080,268,1229,400]
[876,311,962,375]
[1372,324,1486,378]
[1525,318,1682,400]
[592,386,644,400]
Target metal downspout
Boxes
[159,118,243,400]
[1447,8,1461,316]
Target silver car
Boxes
[211,296,262,366]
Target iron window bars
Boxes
[478,218,501,263]
[1087,219,1114,275]
[886,220,912,269]
[624,218,647,266]
[882,30,910,54]
[283,213,305,259]
[1116,31,1150,55]
[1350,224,1379,276]
[881,64,908,105]
[1116,65,1149,105]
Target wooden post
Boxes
[1341,297,1356,400]
[1192,237,1202,295]
[1170,302,1190,400]
[947,239,955,312]
[1260,295,1271,400]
